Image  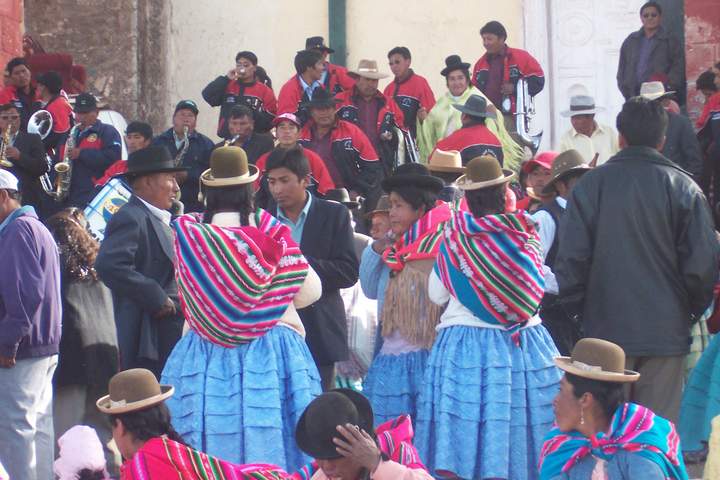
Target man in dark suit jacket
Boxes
[265,146,359,391]
[215,104,274,164]
[0,103,48,214]
[95,145,187,378]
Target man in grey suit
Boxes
[95,145,187,377]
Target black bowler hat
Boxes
[74,92,98,113]
[325,188,359,209]
[381,162,444,193]
[295,389,374,459]
[123,145,188,177]
[453,94,497,119]
[302,86,341,110]
[305,36,334,54]
[440,54,471,77]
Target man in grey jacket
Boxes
[556,97,719,423]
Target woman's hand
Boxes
[333,424,382,473]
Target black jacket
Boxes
[295,197,359,365]
[214,132,274,165]
[662,111,702,179]
[95,196,183,377]
[3,131,48,213]
[556,146,719,356]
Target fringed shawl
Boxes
[173,210,309,347]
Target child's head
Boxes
[54,426,108,480]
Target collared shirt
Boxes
[484,46,507,108]
[356,97,381,149]
[298,75,322,100]
[558,122,619,166]
[138,196,172,226]
[636,33,656,85]
[277,192,312,244]
[307,127,342,185]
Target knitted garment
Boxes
[382,203,451,272]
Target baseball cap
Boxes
[174,99,199,115]
[0,170,19,191]
[522,151,559,174]
[272,112,301,128]
[74,92,98,113]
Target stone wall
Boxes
[0,0,23,77]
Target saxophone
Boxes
[174,125,190,167]
[224,134,240,146]
[0,126,13,168]
[52,125,79,202]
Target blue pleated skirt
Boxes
[679,333,720,452]
[161,326,322,472]
[363,349,429,427]
[415,324,561,480]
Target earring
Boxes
[580,407,585,425]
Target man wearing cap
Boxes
[36,71,73,156]
[433,94,504,166]
[298,86,383,213]
[305,36,355,95]
[366,194,390,241]
[472,21,544,129]
[0,169,62,480]
[95,146,187,378]
[556,98,719,422]
[336,59,405,173]
[516,151,558,212]
[558,94,619,166]
[640,81,703,179]
[383,47,435,139]
[65,92,122,208]
[0,57,41,131]
[215,105,274,165]
[94,120,154,187]
[152,99,214,213]
[278,49,327,125]
[202,50,277,137]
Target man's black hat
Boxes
[440,55,471,77]
[305,36,334,54]
[452,94,497,119]
[302,86,341,110]
[74,92,98,113]
[123,145,188,177]
[382,162,444,193]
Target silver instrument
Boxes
[224,134,240,147]
[514,78,542,152]
[0,125,12,168]
[174,125,190,167]
[27,109,53,139]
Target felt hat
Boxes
[123,145,187,177]
[381,162,444,193]
[639,81,676,101]
[305,36,334,54]
[452,94,497,119]
[325,188,360,209]
[560,95,605,117]
[365,194,390,220]
[349,59,389,80]
[428,149,464,174]
[521,151,559,174]
[200,146,259,187]
[295,389,374,459]
[74,92,98,113]
[302,86,342,110]
[455,155,515,191]
[555,338,640,383]
[440,54,471,77]
[541,149,591,195]
[96,368,174,414]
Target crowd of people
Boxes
[2,2,720,479]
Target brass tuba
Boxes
[27,109,58,195]
[49,124,79,202]
[0,125,12,169]
[514,78,543,152]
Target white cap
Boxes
[0,170,19,191]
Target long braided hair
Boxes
[110,403,186,446]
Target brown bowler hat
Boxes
[365,194,391,220]
[201,146,259,187]
[96,369,174,414]
[455,155,515,191]
[555,338,640,383]
[541,149,592,195]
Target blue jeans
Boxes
[0,355,58,480]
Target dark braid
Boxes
[110,403,186,445]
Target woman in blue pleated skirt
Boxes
[415,156,561,480]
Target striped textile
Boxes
[434,211,545,341]
[121,436,289,479]
[382,203,452,272]
[539,403,688,480]
[174,210,309,347]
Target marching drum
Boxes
[84,178,132,241]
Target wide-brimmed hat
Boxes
[521,151,559,174]
[296,389,374,459]
[639,81,676,101]
[302,86,342,110]
[428,149,464,174]
[441,54,471,77]
[560,95,605,117]
[541,149,592,195]
[365,194,391,219]
[306,36,334,54]
[201,146,259,187]
[555,338,640,383]
[381,163,444,193]
[456,155,514,191]
[74,92,98,113]
[325,188,359,209]
[452,94,497,119]
[96,368,174,414]
[123,145,188,177]
[349,59,389,80]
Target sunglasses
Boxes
[0,115,20,121]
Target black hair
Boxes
[125,121,153,140]
[256,66,272,88]
[295,50,323,76]
[555,170,587,191]
[265,146,311,180]
[462,115,486,127]
[387,46,411,60]
[640,1,662,15]
[464,184,506,217]
[110,403,186,445]
[480,21,508,40]
[565,372,625,420]
[5,57,27,75]
[0,103,19,113]
[389,185,438,213]
[616,97,668,148]
[37,71,62,94]
[697,70,718,92]
[78,469,108,480]
[202,183,255,225]
[235,50,258,65]
[2,189,21,202]
[229,105,254,120]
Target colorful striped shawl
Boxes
[434,211,545,336]
[538,403,688,480]
[121,436,288,479]
[382,203,452,272]
[174,210,309,347]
